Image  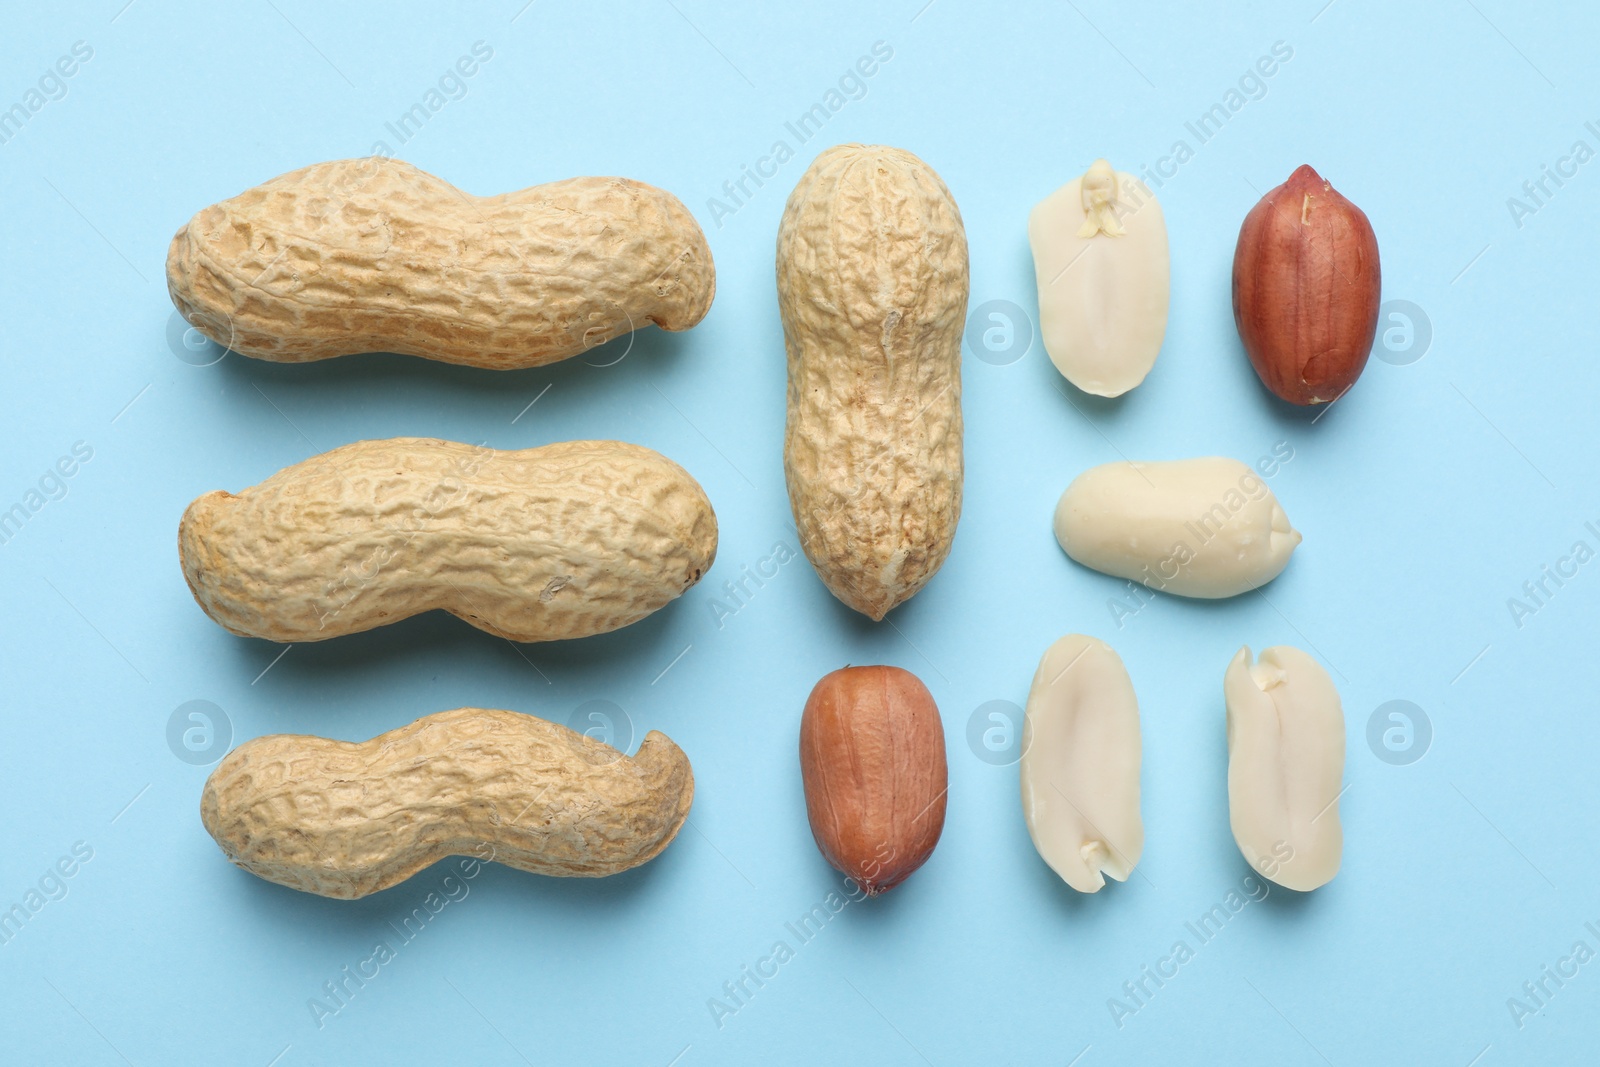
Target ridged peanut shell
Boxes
[799,665,948,895]
[167,158,715,368]
[200,707,694,899]
[779,144,968,620]
[178,438,717,642]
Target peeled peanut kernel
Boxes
[1053,457,1301,599]
[1225,646,1345,891]
[1028,159,1170,397]
[1020,634,1143,892]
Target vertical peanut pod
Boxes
[798,666,948,895]
[1028,158,1170,396]
[1020,634,1144,892]
[778,144,969,620]
[1225,646,1345,891]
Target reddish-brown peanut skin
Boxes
[1232,165,1381,406]
[798,666,947,895]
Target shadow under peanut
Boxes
[209,591,690,698]
[215,834,683,926]
[205,322,694,427]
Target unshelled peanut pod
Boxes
[779,144,968,621]
[168,158,715,368]
[179,438,716,643]
[1232,165,1380,405]
[201,707,695,899]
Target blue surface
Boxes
[2,2,1597,1064]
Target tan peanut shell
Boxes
[166,158,715,369]
[200,707,694,899]
[179,437,717,643]
[778,144,968,621]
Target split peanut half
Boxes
[1021,634,1143,892]
[1225,645,1345,891]
[1028,159,1170,397]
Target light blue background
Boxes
[2,2,1596,1064]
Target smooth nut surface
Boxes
[1232,164,1380,405]
[1225,646,1345,891]
[1028,159,1169,397]
[167,157,715,369]
[201,707,695,899]
[799,666,948,895]
[1020,634,1143,892]
[1053,457,1301,599]
[779,144,968,621]
[179,437,717,642]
